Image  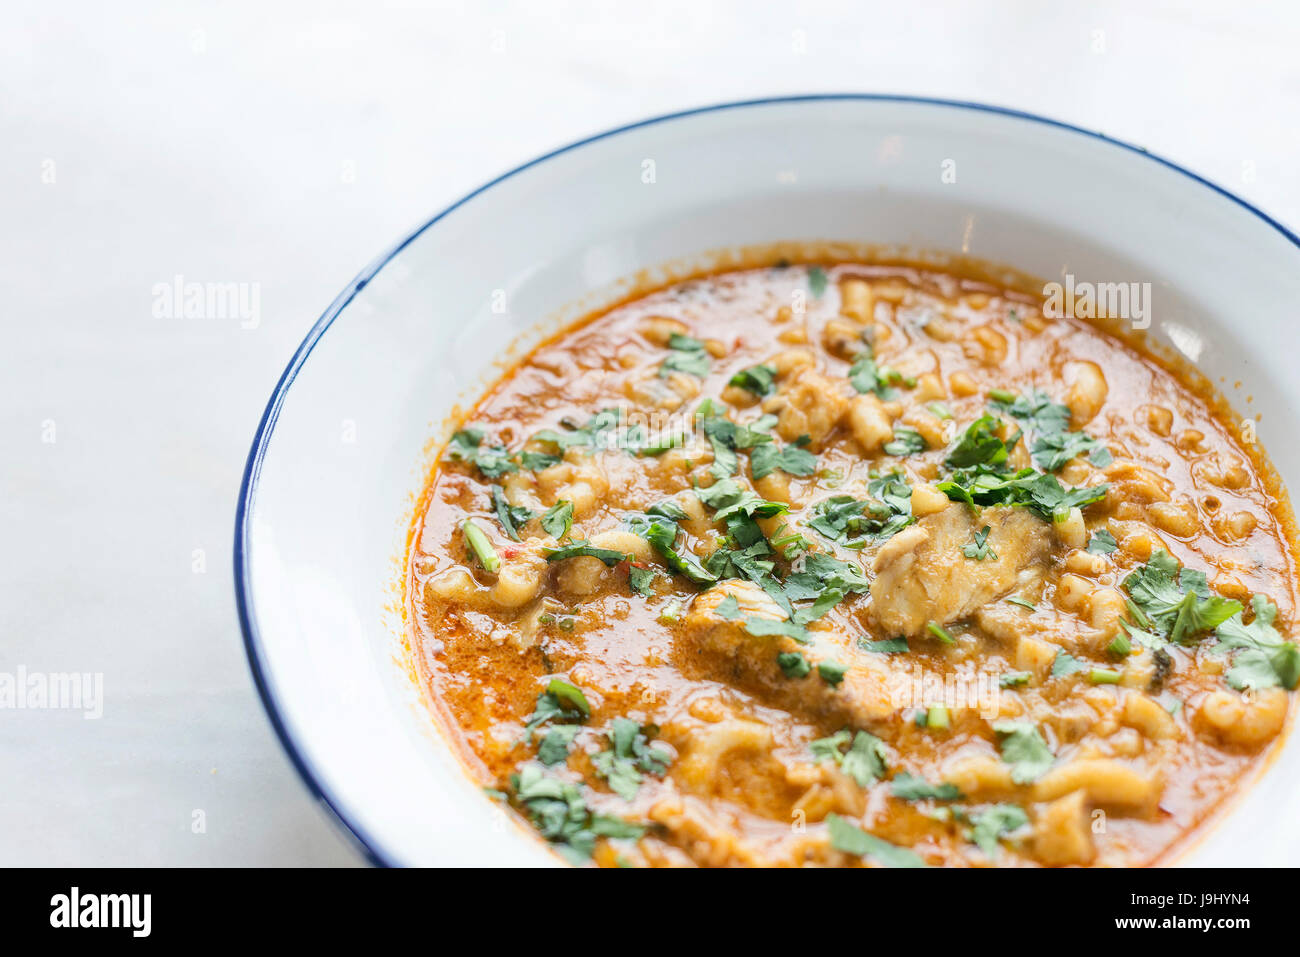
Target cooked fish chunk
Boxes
[868,504,1051,638]
[976,582,1125,658]
[678,580,896,727]
[688,581,786,625]
[976,597,1084,652]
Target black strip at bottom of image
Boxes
[1,866,1282,941]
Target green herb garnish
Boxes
[729,364,777,396]
[970,804,1029,857]
[659,333,711,378]
[461,518,501,573]
[509,764,644,863]
[541,500,575,539]
[1213,594,1300,691]
[1123,549,1242,645]
[825,814,926,867]
[993,721,1054,784]
[1086,530,1118,554]
[884,426,927,457]
[777,651,811,678]
[811,729,888,787]
[542,541,628,565]
[492,486,535,542]
[591,717,672,800]
[962,524,997,560]
[890,772,963,801]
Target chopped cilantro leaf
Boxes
[659,334,710,378]
[517,450,562,470]
[448,427,518,478]
[542,541,628,565]
[807,475,914,546]
[1122,549,1242,644]
[987,387,1102,473]
[509,763,644,861]
[492,486,535,542]
[884,426,927,456]
[936,467,1108,522]
[818,660,848,686]
[1086,529,1118,554]
[1031,429,1100,471]
[945,414,1015,469]
[447,427,484,461]
[841,732,888,787]
[784,552,870,599]
[993,721,1054,784]
[811,729,887,787]
[1214,594,1300,691]
[537,724,581,766]
[696,478,786,517]
[987,388,1102,472]
[970,804,1029,857]
[698,409,741,479]
[890,772,963,801]
[750,441,818,480]
[541,500,574,539]
[633,519,717,587]
[715,593,741,619]
[810,729,851,762]
[522,679,591,747]
[666,332,705,351]
[729,363,777,396]
[988,388,1071,436]
[646,499,690,521]
[862,637,909,654]
[1051,650,1083,677]
[533,409,621,453]
[591,717,672,800]
[806,728,889,790]
[470,447,516,478]
[627,564,656,598]
[777,651,811,678]
[825,814,927,867]
[849,351,915,399]
[962,524,997,560]
[741,616,811,643]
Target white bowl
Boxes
[236,95,1300,867]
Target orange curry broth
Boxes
[404,255,1299,868]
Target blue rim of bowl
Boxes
[234,93,1300,868]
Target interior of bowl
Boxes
[238,96,1300,866]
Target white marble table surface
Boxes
[2,0,1296,865]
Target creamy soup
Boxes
[406,259,1298,867]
